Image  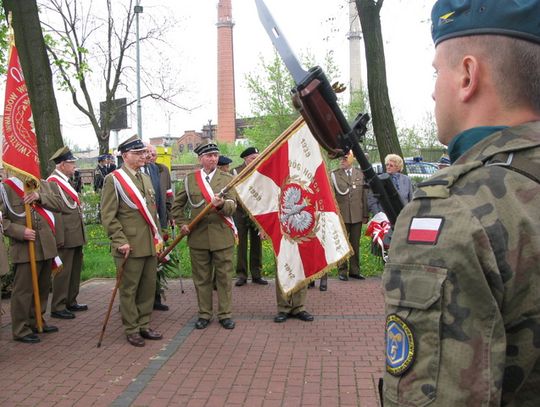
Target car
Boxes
[404,161,439,180]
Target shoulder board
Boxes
[413,161,482,200]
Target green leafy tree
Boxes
[39,0,182,154]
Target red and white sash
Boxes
[4,177,63,271]
[112,169,164,252]
[194,170,237,237]
[47,171,80,206]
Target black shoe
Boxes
[15,334,40,344]
[319,281,327,291]
[195,318,210,329]
[338,274,348,281]
[153,302,169,311]
[235,278,247,287]
[140,328,163,340]
[274,312,288,323]
[349,274,365,280]
[51,310,75,319]
[292,311,314,322]
[32,325,59,334]
[219,318,235,329]
[252,277,268,285]
[307,281,315,288]
[67,303,88,312]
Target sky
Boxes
[2,0,437,151]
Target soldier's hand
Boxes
[211,195,224,209]
[180,225,190,236]
[23,228,36,241]
[23,192,39,204]
[118,244,131,258]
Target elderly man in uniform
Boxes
[217,155,232,173]
[382,1,540,405]
[330,152,369,284]
[172,140,237,330]
[232,147,267,286]
[101,135,163,347]
[0,173,62,343]
[47,147,87,320]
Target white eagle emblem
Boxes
[279,186,313,235]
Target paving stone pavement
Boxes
[0,277,385,407]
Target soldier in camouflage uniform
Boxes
[382,1,540,406]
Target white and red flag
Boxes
[234,120,351,296]
[2,41,40,181]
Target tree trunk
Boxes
[356,0,404,165]
[3,0,63,177]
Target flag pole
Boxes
[23,178,43,333]
[158,117,305,262]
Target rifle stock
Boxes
[291,66,403,226]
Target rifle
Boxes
[255,0,403,226]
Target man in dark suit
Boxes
[47,147,88,320]
[232,147,267,286]
[143,143,170,311]
[172,140,238,330]
[1,174,63,343]
[331,152,369,282]
[101,135,163,347]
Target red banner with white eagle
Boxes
[2,41,41,181]
[234,121,351,296]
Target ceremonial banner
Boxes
[234,122,351,296]
[2,41,40,180]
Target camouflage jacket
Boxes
[383,121,540,407]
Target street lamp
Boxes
[134,1,143,138]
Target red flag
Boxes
[2,41,41,181]
[234,122,351,296]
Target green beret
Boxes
[432,0,540,45]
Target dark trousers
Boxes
[339,222,362,276]
[235,215,262,280]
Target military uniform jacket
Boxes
[172,169,237,251]
[330,167,368,224]
[100,168,158,258]
[0,180,62,263]
[0,218,8,276]
[48,170,86,249]
[382,122,540,406]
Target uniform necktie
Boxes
[136,171,145,194]
[205,175,210,184]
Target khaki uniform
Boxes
[172,170,237,321]
[232,163,262,280]
[383,122,540,406]
[331,167,368,277]
[100,168,158,335]
[275,272,307,315]
[0,219,8,277]
[0,180,62,339]
[48,170,86,312]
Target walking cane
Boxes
[97,253,129,348]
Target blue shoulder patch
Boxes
[386,314,415,376]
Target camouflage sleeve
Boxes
[382,165,540,406]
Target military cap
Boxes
[240,147,259,159]
[194,139,219,156]
[432,0,540,46]
[50,146,77,164]
[217,155,232,166]
[97,154,107,162]
[118,135,146,154]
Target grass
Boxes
[82,223,384,281]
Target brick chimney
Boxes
[216,0,236,143]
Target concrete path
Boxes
[0,277,385,407]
